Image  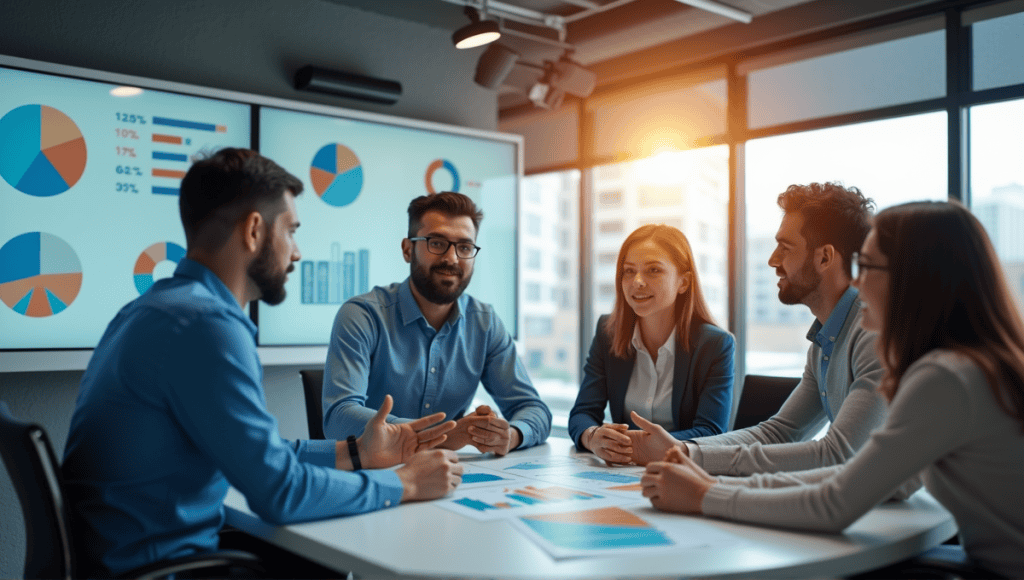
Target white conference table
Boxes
[223,437,956,579]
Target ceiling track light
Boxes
[452,5,501,49]
[672,0,752,24]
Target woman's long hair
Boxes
[873,200,1024,430]
[605,224,718,358]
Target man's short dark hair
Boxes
[407,192,484,238]
[777,182,875,277]
[179,148,303,250]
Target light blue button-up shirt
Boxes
[63,259,403,578]
[323,278,551,448]
[805,285,859,422]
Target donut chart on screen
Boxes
[0,105,87,197]
[425,159,460,194]
[0,232,83,317]
[310,143,363,207]
[134,241,185,294]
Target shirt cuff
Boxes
[364,469,405,508]
[685,442,703,466]
[510,421,532,449]
[295,439,339,468]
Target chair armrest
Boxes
[116,549,265,580]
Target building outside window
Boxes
[969,98,1024,310]
[515,170,580,435]
[591,147,730,330]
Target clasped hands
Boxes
[439,405,521,456]
[584,411,715,515]
[582,411,679,466]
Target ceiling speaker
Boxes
[294,66,402,105]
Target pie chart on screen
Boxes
[0,105,87,197]
[134,241,186,294]
[0,232,83,317]
[310,143,363,207]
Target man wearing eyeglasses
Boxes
[322,191,551,455]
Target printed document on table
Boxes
[437,481,633,521]
[511,505,747,559]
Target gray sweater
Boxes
[703,350,1024,578]
[690,300,887,475]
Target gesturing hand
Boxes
[359,395,456,469]
[628,411,683,465]
[583,423,632,465]
[396,449,464,501]
[641,447,716,514]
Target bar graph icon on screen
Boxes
[301,243,369,304]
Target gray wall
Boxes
[0,1,500,576]
[0,0,497,130]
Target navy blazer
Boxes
[568,315,735,450]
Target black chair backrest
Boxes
[733,375,801,431]
[0,402,74,580]
[298,370,325,440]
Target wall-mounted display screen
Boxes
[256,106,518,346]
[0,66,251,349]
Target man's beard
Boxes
[777,255,820,306]
[410,252,472,305]
[248,238,291,306]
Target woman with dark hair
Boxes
[569,224,735,465]
[641,201,1024,578]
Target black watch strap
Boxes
[346,435,362,470]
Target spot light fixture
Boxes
[452,5,501,49]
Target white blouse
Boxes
[624,325,676,429]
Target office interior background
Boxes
[1,0,1022,576]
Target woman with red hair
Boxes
[569,224,735,465]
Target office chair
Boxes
[298,369,326,440]
[0,402,264,580]
[848,545,1003,580]
[732,374,801,430]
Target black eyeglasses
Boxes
[409,236,481,259]
[852,252,888,278]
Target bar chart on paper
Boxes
[442,484,623,521]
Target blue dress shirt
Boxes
[323,279,551,448]
[806,285,859,422]
[62,259,403,578]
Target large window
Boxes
[499,1,1024,422]
[970,99,1024,310]
[746,20,945,129]
[518,170,581,434]
[969,5,1024,91]
[745,113,948,376]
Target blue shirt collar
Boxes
[397,277,464,329]
[173,257,256,334]
[806,285,859,346]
